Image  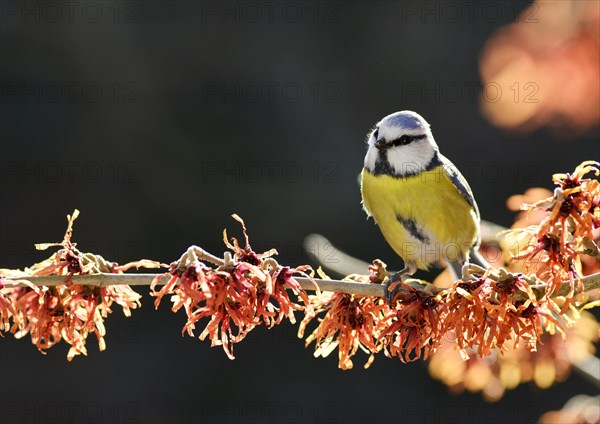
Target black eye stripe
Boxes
[394,135,411,146]
[392,134,427,146]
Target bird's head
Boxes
[364,111,439,176]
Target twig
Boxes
[1,272,599,298]
[303,224,505,277]
[572,356,600,388]
[303,233,373,276]
[545,273,599,297]
[479,219,509,244]
[0,274,385,296]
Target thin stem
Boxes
[0,274,386,296]
[572,356,600,388]
[176,245,225,268]
[546,273,600,297]
[2,272,599,299]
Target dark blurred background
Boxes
[1,1,598,423]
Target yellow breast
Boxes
[360,166,478,269]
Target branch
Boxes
[2,271,599,298]
[572,356,600,388]
[303,221,507,277]
[0,273,384,296]
[538,273,600,297]
[303,233,373,276]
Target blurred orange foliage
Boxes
[479,0,600,136]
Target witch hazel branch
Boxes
[0,161,598,371]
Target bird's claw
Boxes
[384,272,404,306]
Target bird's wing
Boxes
[438,153,480,219]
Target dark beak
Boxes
[374,137,391,151]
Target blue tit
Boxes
[360,111,488,299]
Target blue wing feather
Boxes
[438,154,480,220]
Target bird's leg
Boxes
[448,260,464,281]
[384,262,416,305]
[468,248,490,272]
[448,248,490,281]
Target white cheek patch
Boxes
[385,142,437,174]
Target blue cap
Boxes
[381,111,429,131]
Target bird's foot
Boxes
[384,272,404,305]
[384,264,416,306]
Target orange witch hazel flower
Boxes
[0,210,161,360]
[378,280,446,363]
[509,161,600,308]
[299,261,390,370]
[442,268,568,359]
[0,283,17,335]
[151,214,315,359]
[375,267,577,367]
[299,262,574,368]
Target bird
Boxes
[360,111,488,302]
